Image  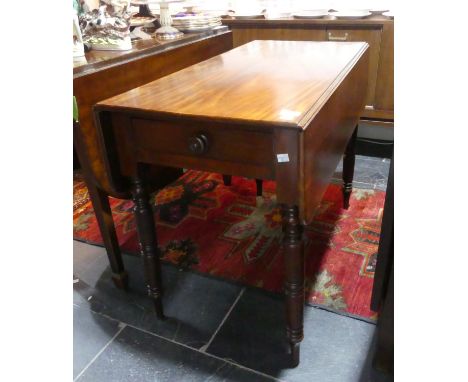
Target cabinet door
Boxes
[232,27,327,47]
[326,27,382,109]
[374,23,394,114]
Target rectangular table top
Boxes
[97,40,368,129]
[73,27,230,78]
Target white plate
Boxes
[177,24,222,32]
[382,11,394,19]
[130,17,156,27]
[292,10,328,19]
[331,10,371,19]
[265,11,291,19]
[370,9,390,15]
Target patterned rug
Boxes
[74,171,384,320]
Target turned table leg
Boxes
[87,184,129,289]
[131,176,165,319]
[255,179,263,197]
[223,174,263,197]
[343,125,358,209]
[222,174,232,186]
[74,120,128,289]
[281,204,305,367]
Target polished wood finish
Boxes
[232,27,326,47]
[74,27,229,78]
[95,40,369,365]
[74,28,233,195]
[374,23,394,113]
[281,204,305,366]
[74,121,128,289]
[342,126,358,209]
[300,50,368,223]
[222,18,393,121]
[99,41,368,129]
[131,169,165,319]
[73,30,233,287]
[326,28,381,107]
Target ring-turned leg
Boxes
[343,125,358,209]
[281,204,305,367]
[131,175,165,319]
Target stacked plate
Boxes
[330,10,372,19]
[292,9,329,19]
[171,13,222,32]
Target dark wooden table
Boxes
[94,40,369,366]
[73,28,233,288]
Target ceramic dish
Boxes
[382,11,394,19]
[292,9,329,19]
[265,11,292,19]
[331,10,371,19]
[130,16,156,27]
[370,9,390,15]
[176,24,222,32]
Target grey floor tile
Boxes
[73,305,122,379]
[73,241,243,349]
[358,331,393,382]
[77,325,274,382]
[206,288,375,382]
[333,155,390,191]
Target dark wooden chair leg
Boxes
[131,174,165,319]
[255,179,263,196]
[343,125,358,209]
[222,174,232,186]
[281,204,305,367]
[86,182,128,290]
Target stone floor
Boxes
[73,154,392,382]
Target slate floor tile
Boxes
[73,241,243,349]
[76,325,275,382]
[206,288,375,382]
[73,305,122,379]
[333,155,390,191]
[357,331,393,382]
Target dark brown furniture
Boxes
[371,154,394,374]
[94,40,369,366]
[73,28,233,288]
[222,18,393,122]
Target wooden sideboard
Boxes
[222,18,394,121]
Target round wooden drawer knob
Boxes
[188,134,209,154]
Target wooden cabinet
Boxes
[233,27,327,46]
[223,19,394,121]
[326,27,381,109]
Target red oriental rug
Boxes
[73,170,385,321]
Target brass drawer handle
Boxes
[328,32,348,41]
[188,134,209,154]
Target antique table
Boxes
[94,40,369,366]
[73,28,233,288]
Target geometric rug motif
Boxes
[73,170,385,320]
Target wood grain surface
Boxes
[222,18,393,121]
[97,40,369,129]
[74,30,233,195]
